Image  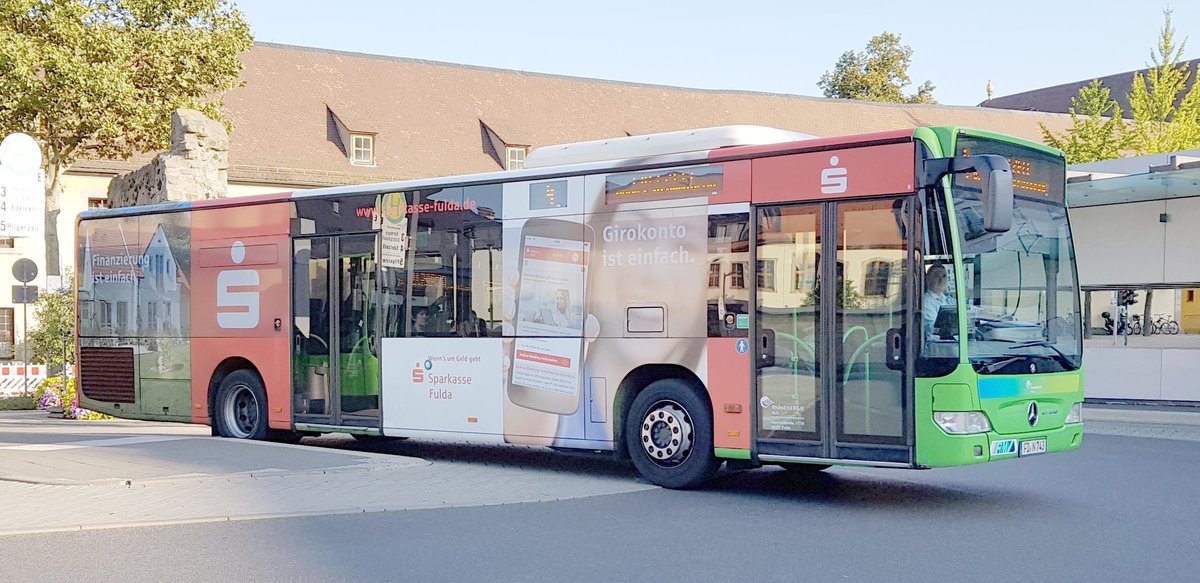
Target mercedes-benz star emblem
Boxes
[1027,401,1040,427]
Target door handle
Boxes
[885,328,904,371]
[759,329,776,369]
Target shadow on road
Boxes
[698,464,1044,516]
[306,434,1040,514]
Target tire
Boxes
[1167,321,1181,335]
[780,462,831,473]
[625,378,721,489]
[213,369,270,440]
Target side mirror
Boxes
[923,154,1014,233]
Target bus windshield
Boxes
[951,136,1082,374]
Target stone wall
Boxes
[107,110,229,207]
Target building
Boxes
[981,59,1200,117]
[984,61,1200,403]
[0,42,1078,360]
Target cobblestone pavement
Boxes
[2,404,1196,537]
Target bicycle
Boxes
[1148,313,1181,335]
[1117,314,1142,336]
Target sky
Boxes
[234,0,1200,107]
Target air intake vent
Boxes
[79,346,136,403]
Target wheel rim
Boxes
[639,399,694,468]
[222,383,259,438]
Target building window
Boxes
[351,134,375,166]
[0,308,12,359]
[116,302,128,331]
[794,255,818,291]
[506,146,526,170]
[708,262,721,288]
[0,238,13,249]
[88,197,109,209]
[757,259,776,291]
[99,302,113,328]
[730,262,746,289]
[863,260,892,297]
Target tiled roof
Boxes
[78,43,1081,185]
[981,59,1200,118]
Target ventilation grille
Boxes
[79,346,136,403]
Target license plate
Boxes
[1020,439,1047,457]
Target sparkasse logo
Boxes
[820,155,848,194]
[216,241,260,329]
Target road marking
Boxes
[0,436,192,451]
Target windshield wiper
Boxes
[1008,339,1068,359]
[987,338,1075,369]
[980,355,1024,374]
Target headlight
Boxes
[1065,403,1083,424]
[934,411,992,435]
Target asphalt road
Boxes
[3,431,1197,583]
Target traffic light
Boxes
[1119,289,1140,306]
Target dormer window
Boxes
[351,134,375,166]
[505,146,527,170]
[328,106,378,168]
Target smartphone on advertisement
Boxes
[508,218,594,415]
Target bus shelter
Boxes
[1068,150,1200,403]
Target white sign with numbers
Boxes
[0,133,46,238]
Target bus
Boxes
[75,125,1084,489]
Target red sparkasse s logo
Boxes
[412,362,425,383]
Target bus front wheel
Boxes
[625,379,721,489]
[214,369,270,440]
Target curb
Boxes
[1083,406,1200,427]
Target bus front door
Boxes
[292,234,381,428]
[754,197,914,465]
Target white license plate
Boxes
[1020,439,1047,457]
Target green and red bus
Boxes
[75,125,1084,488]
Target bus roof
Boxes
[80,126,934,220]
[524,125,815,168]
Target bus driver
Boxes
[922,263,954,338]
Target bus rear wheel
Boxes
[625,379,721,489]
[214,370,269,440]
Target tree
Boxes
[1126,8,1200,155]
[0,1,252,277]
[818,32,937,104]
[27,270,73,373]
[1041,80,1127,163]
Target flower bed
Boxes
[35,377,110,420]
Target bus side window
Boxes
[707,212,750,338]
[400,185,504,338]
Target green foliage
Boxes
[27,269,74,373]
[1042,9,1200,163]
[1126,8,1200,155]
[0,0,253,274]
[818,32,937,104]
[1041,80,1127,163]
[0,396,36,410]
[803,279,866,309]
